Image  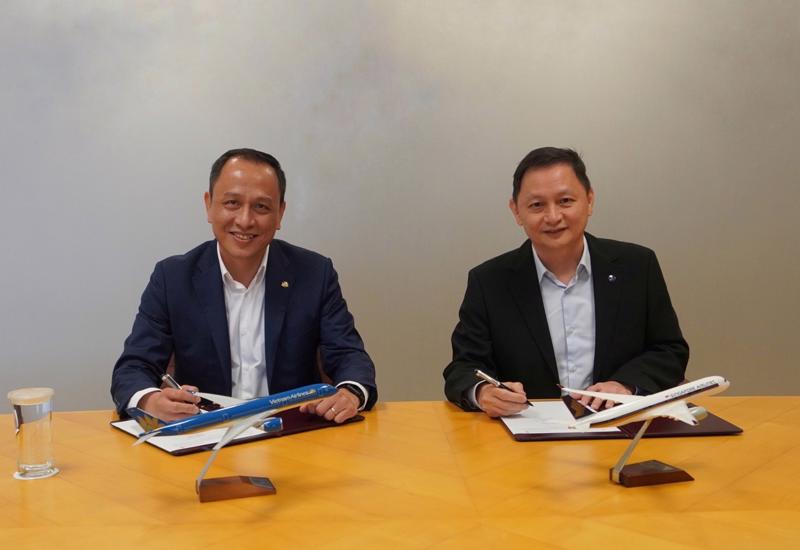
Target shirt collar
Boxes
[532,236,592,284]
[216,243,269,289]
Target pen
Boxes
[474,369,532,408]
[161,374,221,411]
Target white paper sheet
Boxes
[501,400,620,435]
[111,392,265,454]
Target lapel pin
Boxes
[608,274,616,283]
[281,281,289,288]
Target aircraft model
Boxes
[562,376,730,430]
[128,382,337,446]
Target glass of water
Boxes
[7,387,59,480]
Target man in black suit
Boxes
[443,147,688,417]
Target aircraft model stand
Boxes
[610,418,693,487]
[195,445,276,503]
[560,376,728,487]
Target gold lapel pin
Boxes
[281,281,289,288]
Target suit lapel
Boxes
[192,242,232,394]
[263,241,292,387]
[506,242,559,381]
[587,234,622,380]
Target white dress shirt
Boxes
[218,244,269,400]
[217,244,369,408]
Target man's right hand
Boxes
[139,386,200,421]
[477,381,528,417]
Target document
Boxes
[500,397,742,441]
[501,400,619,437]
[112,418,269,454]
[110,391,272,454]
[111,392,365,455]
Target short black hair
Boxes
[209,148,286,203]
[512,147,591,202]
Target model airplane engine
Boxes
[262,417,283,433]
[689,407,708,422]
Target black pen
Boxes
[474,369,532,408]
[161,374,221,411]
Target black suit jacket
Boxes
[443,234,688,410]
[111,239,377,415]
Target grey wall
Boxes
[1,1,798,412]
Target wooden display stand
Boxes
[195,446,277,503]
[197,475,276,503]
[610,418,694,488]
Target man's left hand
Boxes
[298,388,360,423]
[572,381,632,410]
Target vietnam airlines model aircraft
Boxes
[562,376,730,430]
[128,383,336,446]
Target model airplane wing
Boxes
[560,387,642,404]
[212,409,283,450]
[644,401,699,425]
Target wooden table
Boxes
[1,397,799,548]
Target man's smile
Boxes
[231,232,257,241]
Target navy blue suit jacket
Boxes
[443,234,689,410]
[111,239,376,414]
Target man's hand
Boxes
[571,381,632,411]
[298,387,360,423]
[139,386,200,421]
[477,381,528,418]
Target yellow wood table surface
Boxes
[1,397,798,549]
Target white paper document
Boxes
[111,418,267,454]
[110,393,265,454]
[501,400,620,436]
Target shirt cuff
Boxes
[468,381,487,409]
[127,388,161,411]
[336,381,369,411]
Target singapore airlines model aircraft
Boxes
[128,382,336,447]
[562,376,730,430]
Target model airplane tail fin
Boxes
[127,407,167,432]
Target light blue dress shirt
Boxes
[532,237,596,390]
[469,237,598,407]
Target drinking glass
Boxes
[7,387,59,480]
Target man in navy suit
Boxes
[443,147,688,417]
[111,149,376,422]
